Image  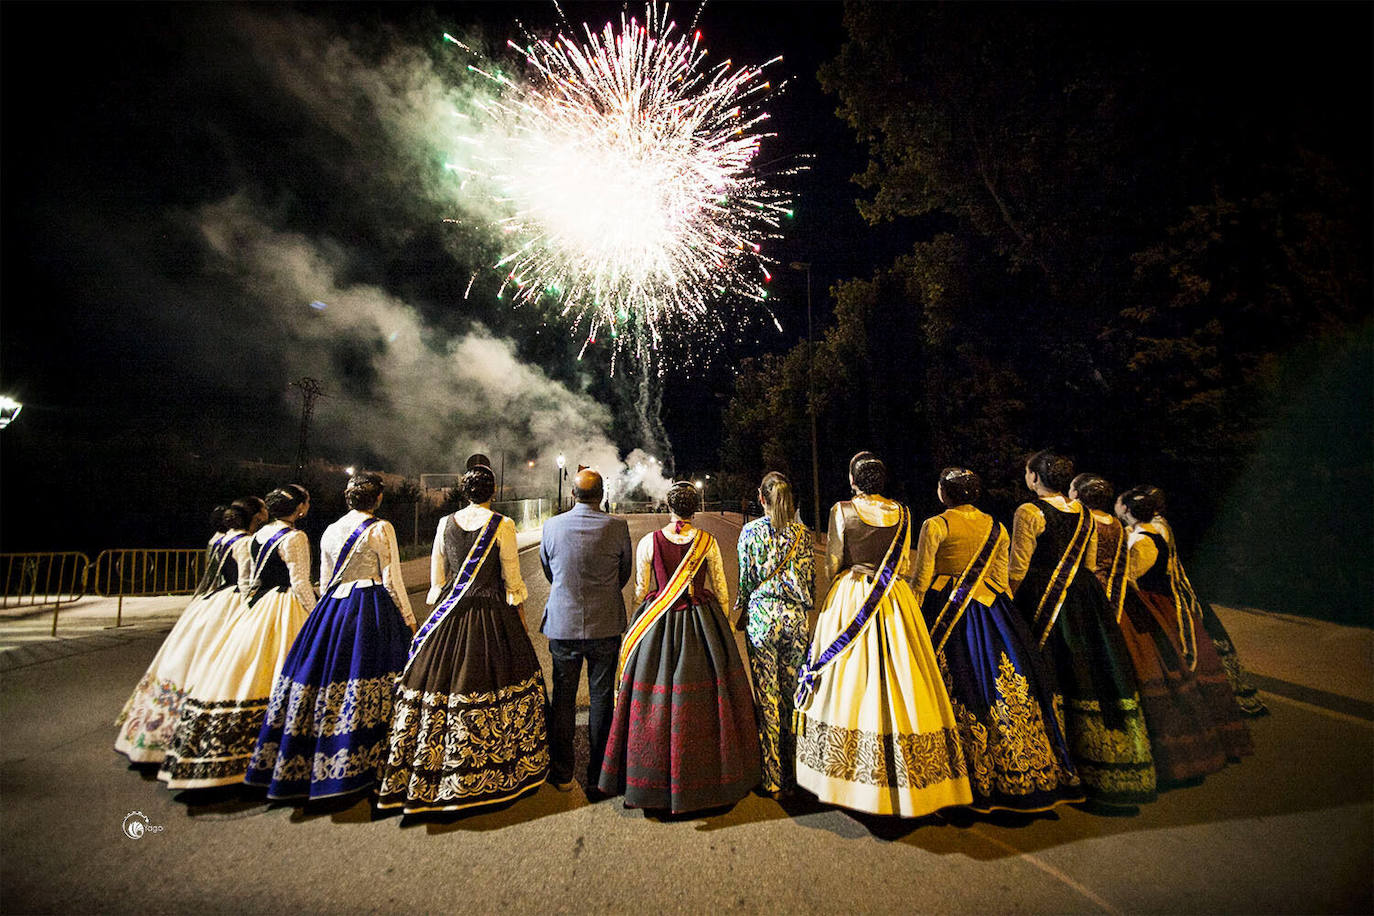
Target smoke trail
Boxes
[197,194,672,500]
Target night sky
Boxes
[1,1,1368,555]
[0,2,909,530]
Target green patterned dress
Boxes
[735,517,814,792]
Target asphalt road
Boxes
[1,513,1370,914]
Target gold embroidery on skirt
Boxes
[379,673,550,805]
[251,740,389,785]
[949,653,1078,799]
[796,719,967,789]
[263,674,400,738]
[1064,695,1157,796]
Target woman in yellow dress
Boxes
[794,454,971,817]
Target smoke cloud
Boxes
[180,9,676,499]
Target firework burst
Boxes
[445,4,794,366]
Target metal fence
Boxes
[0,552,91,635]
[91,548,208,629]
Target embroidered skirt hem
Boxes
[599,595,761,814]
[115,586,243,763]
[1201,601,1268,717]
[793,572,971,817]
[245,584,412,799]
[157,588,309,789]
[375,595,550,815]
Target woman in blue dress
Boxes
[246,472,416,800]
[913,468,1082,813]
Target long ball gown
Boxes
[376,506,549,814]
[599,523,761,813]
[1087,512,1231,783]
[158,521,316,789]
[795,497,972,817]
[115,531,251,763]
[1010,495,1156,806]
[245,510,416,800]
[914,505,1083,813]
[1160,517,1267,717]
[735,516,814,794]
[1125,519,1252,763]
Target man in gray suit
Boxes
[539,468,634,792]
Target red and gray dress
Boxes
[599,527,760,812]
[1123,521,1252,771]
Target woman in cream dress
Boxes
[116,498,265,764]
[159,486,316,790]
[794,455,971,817]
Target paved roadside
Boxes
[1,513,1370,913]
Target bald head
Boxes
[573,469,604,505]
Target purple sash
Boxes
[405,513,503,671]
[927,518,1003,653]
[321,516,382,598]
[245,526,293,601]
[794,505,909,713]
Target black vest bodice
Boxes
[217,549,241,590]
[251,535,293,593]
[1023,498,1083,583]
[442,515,506,601]
[1135,531,1172,595]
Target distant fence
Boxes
[0,548,207,636]
[0,553,91,634]
[92,549,207,629]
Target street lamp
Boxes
[556,453,566,511]
[703,474,712,512]
[345,465,356,476]
[0,396,22,430]
[789,261,821,531]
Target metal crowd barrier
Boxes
[92,548,207,629]
[0,552,91,636]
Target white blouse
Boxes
[239,519,318,612]
[320,510,415,627]
[427,504,527,607]
[633,525,731,606]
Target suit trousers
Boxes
[547,635,622,786]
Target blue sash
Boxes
[794,505,909,713]
[405,513,503,672]
[202,533,247,595]
[321,516,382,598]
[245,527,294,602]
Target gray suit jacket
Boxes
[539,502,634,640]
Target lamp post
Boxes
[0,396,22,430]
[703,474,712,512]
[556,453,566,512]
[789,261,821,531]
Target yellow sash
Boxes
[616,531,712,687]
